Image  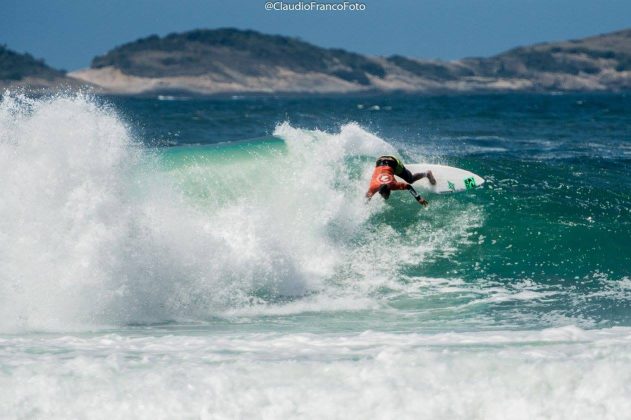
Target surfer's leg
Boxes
[397,167,416,183]
[396,159,426,184]
[393,158,415,182]
[405,170,437,185]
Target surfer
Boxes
[365,155,436,206]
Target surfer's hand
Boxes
[417,197,429,207]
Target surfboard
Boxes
[395,164,485,194]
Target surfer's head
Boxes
[378,184,391,200]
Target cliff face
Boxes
[6,28,631,95]
[0,45,79,90]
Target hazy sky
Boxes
[2,0,630,71]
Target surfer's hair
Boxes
[378,184,391,200]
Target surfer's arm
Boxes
[365,184,381,201]
[406,185,428,206]
[390,181,410,191]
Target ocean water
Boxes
[0,92,630,419]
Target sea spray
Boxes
[2,94,473,331]
[0,93,147,329]
[0,94,331,330]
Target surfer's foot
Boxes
[427,171,437,185]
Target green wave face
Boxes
[158,137,287,207]
[153,122,631,329]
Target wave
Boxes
[0,93,488,331]
[2,92,630,333]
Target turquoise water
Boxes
[0,93,630,418]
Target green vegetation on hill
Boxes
[0,45,65,81]
[91,28,385,85]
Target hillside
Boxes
[90,29,385,85]
[464,28,631,90]
[0,45,77,90]
[69,28,393,94]
[5,28,630,94]
[385,28,631,91]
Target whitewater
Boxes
[0,93,630,419]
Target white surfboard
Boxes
[395,164,485,194]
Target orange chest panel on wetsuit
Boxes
[367,165,408,197]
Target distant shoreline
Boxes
[3,27,631,94]
[5,86,630,100]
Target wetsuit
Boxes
[366,164,409,198]
[366,156,424,203]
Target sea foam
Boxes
[3,327,631,419]
[0,94,433,331]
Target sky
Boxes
[2,0,630,71]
